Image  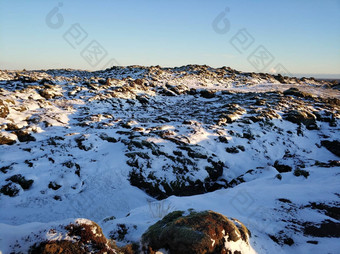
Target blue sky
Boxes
[0,0,339,77]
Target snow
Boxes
[0,66,339,253]
[100,164,340,253]
[224,236,257,254]
[0,218,78,253]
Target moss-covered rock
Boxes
[29,220,118,254]
[141,210,254,254]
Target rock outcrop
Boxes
[141,210,255,254]
[28,219,119,254]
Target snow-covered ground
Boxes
[0,65,339,253]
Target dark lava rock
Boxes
[283,110,317,129]
[269,234,295,246]
[274,161,292,173]
[303,220,340,238]
[15,130,36,142]
[48,181,62,190]
[306,240,318,245]
[278,198,292,203]
[274,74,287,83]
[0,182,20,197]
[306,202,340,221]
[226,147,240,154]
[129,170,167,200]
[314,111,336,123]
[99,133,118,143]
[129,169,211,200]
[321,140,340,157]
[6,174,34,190]
[200,89,216,99]
[205,161,224,181]
[315,160,340,168]
[283,87,313,98]
[188,150,208,159]
[75,135,93,151]
[293,169,309,178]
[255,98,266,106]
[136,95,149,104]
[141,210,253,254]
[0,164,14,174]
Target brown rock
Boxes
[29,220,118,254]
[0,99,9,118]
[0,131,17,145]
[283,110,317,129]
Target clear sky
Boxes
[0,0,339,78]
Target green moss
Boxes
[142,210,184,244]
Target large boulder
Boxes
[141,210,255,254]
[283,110,317,129]
[283,87,313,98]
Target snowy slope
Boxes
[0,65,339,253]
